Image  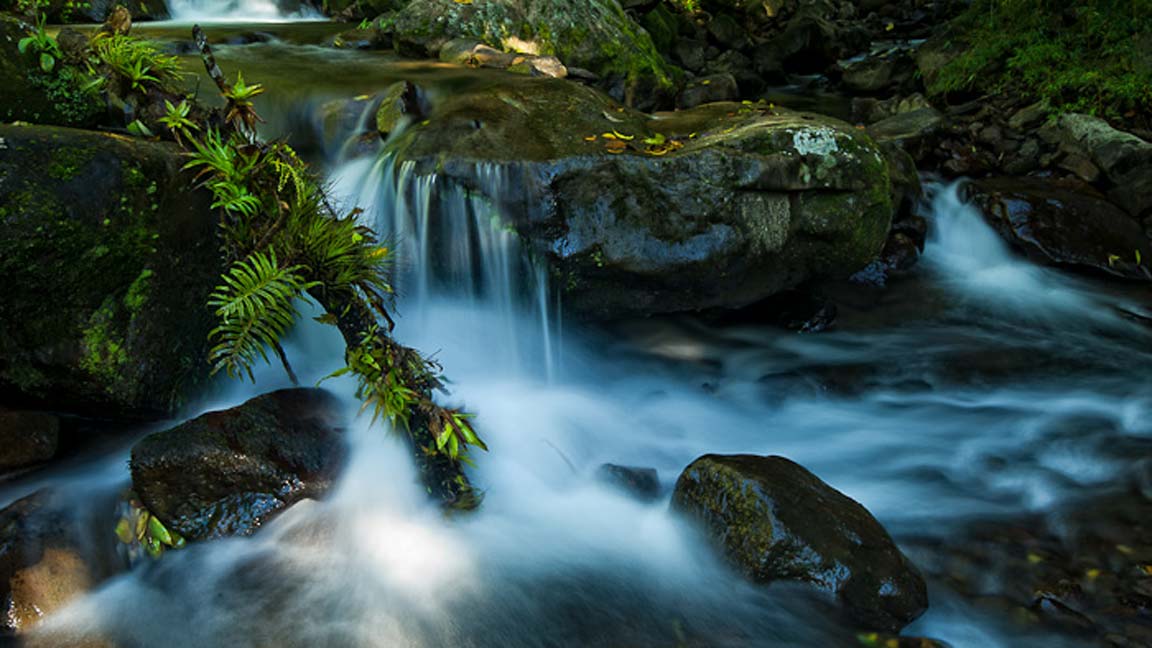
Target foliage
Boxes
[222,71,266,134]
[16,14,59,73]
[89,32,183,91]
[206,250,318,381]
[115,494,186,560]
[159,99,199,145]
[932,0,1152,118]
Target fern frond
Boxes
[207,250,319,381]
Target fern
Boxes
[207,250,318,381]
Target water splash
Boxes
[166,0,321,23]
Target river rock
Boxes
[382,0,677,107]
[384,76,895,319]
[0,125,220,419]
[966,177,1152,281]
[0,409,60,472]
[867,107,945,163]
[672,454,928,631]
[596,463,661,501]
[129,389,348,542]
[1,489,124,634]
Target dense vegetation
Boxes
[932,0,1152,118]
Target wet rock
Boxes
[841,52,913,95]
[1,489,124,633]
[1008,102,1048,131]
[867,107,945,162]
[672,454,928,631]
[0,125,220,419]
[384,0,677,106]
[0,409,59,472]
[967,177,1152,281]
[596,463,660,501]
[677,73,739,109]
[386,78,895,319]
[129,388,348,542]
[1056,113,1152,181]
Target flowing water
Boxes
[7,22,1152,648]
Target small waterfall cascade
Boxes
[329,151,560,380]
[166,0,320,23]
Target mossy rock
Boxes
[0,0,168,23]
[0,124,219,419]
[384,0,679,107]
[0,14,104,127]
[383,75,894,318]
[672,454,928,632]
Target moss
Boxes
[123,269,154,313]
[80,298,130,394]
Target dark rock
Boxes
[880,232,920,274]
[841,55,900,95]
[706,12,749,50]
[1057,153,1101,184]
[672,455,928,631]
[867,107,944,163]
[0,125,220,419]
[596,463,661,500]
[703,49,762,96]
[385,78,896,319]
[1008,102,1048,131]
[0,409,59,472]
[129,389,348,541]
[674,38,708,73]
[1,489,124,633]
[967,177,1152,280]
[1056,113,1152,181]
[852,93,932,125]
[677,73,739,109]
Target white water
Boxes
[15,159,1152,646]
[166,0,320,23]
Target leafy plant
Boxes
[159,99,200,145]
[115,495,185,559]
[17,14,61,73]
[89,32,183,91]
[207,250,319,382]
[222,71,266,133]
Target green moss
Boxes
[124,269,154,313]
[80,298,130,393]
[932,0,1152,119]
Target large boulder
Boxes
[966,177,1152,281]
[672,454,928,632]
[384,76,895,319]
[381,0,678,107]
[1,489,124,634]
[129,389,348,542]
[0,125,219,419]
[0,15,104,127]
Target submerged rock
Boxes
[130,389,348,542]
[596,463,661,501]
[1,489,124,634]
[0,125,219,419]
[966,177,1152,281]
[385,76,895,319]
[672,454,928,631]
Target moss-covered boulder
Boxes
[0,14,104,127]
[0,125,219,418]
[384,76,894,318]
[381,0,678,107]
[130,389,347,542]
[672,455,928,632]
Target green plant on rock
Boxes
[222,71,266,135]
[17,14,60,73]
[159,99,200,145]
[88,32,183,92]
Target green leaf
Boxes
[115,517,134,544]
[39,52,55,73]
[148,515,174,546]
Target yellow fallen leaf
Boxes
[1026,553,1044,564]
[584,135,598,142]
[602,132,618,140]
[1085,568,1101,580]
[612,129,635,141]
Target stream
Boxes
[7,15,1152,648]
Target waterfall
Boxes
[166,0,320,23]
[329,151,561,380]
